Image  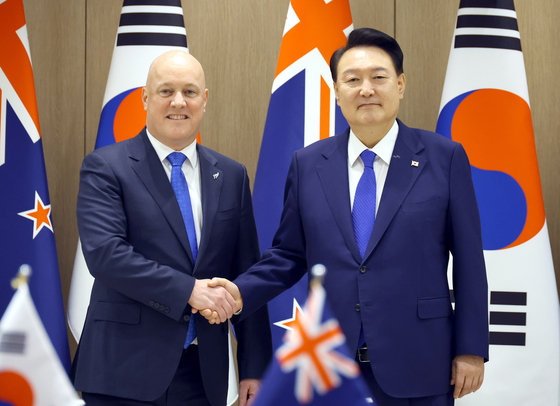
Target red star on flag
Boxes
[18,191,53,239]
[274,283,360,404]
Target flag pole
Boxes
[10,264,32,290]
[309,264,327,288]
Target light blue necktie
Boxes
[167,152,198,347]
[353,150,376,350]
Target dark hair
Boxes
[330,28,404,82]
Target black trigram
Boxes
[449,290,527,346]
[0,331,26,354]
[454,0,521,51]
[117,0,188,48]
[489,291,527,346]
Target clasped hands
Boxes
[187,278,241,324]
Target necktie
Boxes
[166,152,198,347]
[353,150,376,349]
[353,150,377,259]
[353,150,376,350]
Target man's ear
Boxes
[334,82,340,106]
[203,88,209,112]
[398,73,406,99]
[142,87,148,111]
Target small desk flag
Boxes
[252,276,374,406]
[0,268,82,405]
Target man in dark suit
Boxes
[71,50,272,406]
[208,28,488,405]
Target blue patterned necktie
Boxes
[167,152,198,347]
[353,150,377,259]
[353,150,376,351]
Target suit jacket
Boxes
[235,120,488,399]
[71,129,272,406]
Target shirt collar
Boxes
[146,129,198,169]
[348,120,399,167]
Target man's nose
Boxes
[171,92,186,107]
[360,80,375,97]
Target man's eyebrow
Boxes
[341,66,388,76]
[155,82,174,88]
[156,82,199,89]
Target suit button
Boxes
[164,307,170,314]
[355,304,361,312]
[154,303,160,309]
[149,301,155,307]
[360,266,367,274]
[183,314,191,322]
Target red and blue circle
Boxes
[95,87,147,149]
[436,88,545,250]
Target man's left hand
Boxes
[239,378,261,406]
[188,279,236,323]
[451,354,484,399]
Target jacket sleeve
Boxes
[447,143,489,361]
[235,152,309,321]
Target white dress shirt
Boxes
[348,120,399,214]
[146,130,202,247]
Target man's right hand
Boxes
[198,278,243,324]
[188,279,237,323]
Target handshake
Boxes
[188,277,242,324]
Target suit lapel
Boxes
[196,145,223,274]
[363,121,426,260]
[128,130,195,267]
[317,130,362,263]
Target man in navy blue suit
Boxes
[71,50,272,406]
[209,29,488,405]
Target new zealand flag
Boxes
[0,0,70,371]
[252,0,352,351]
[253,275,374,406]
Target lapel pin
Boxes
[411,160,419,167]
[213,172,220,179]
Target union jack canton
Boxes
[252,280,374,406]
